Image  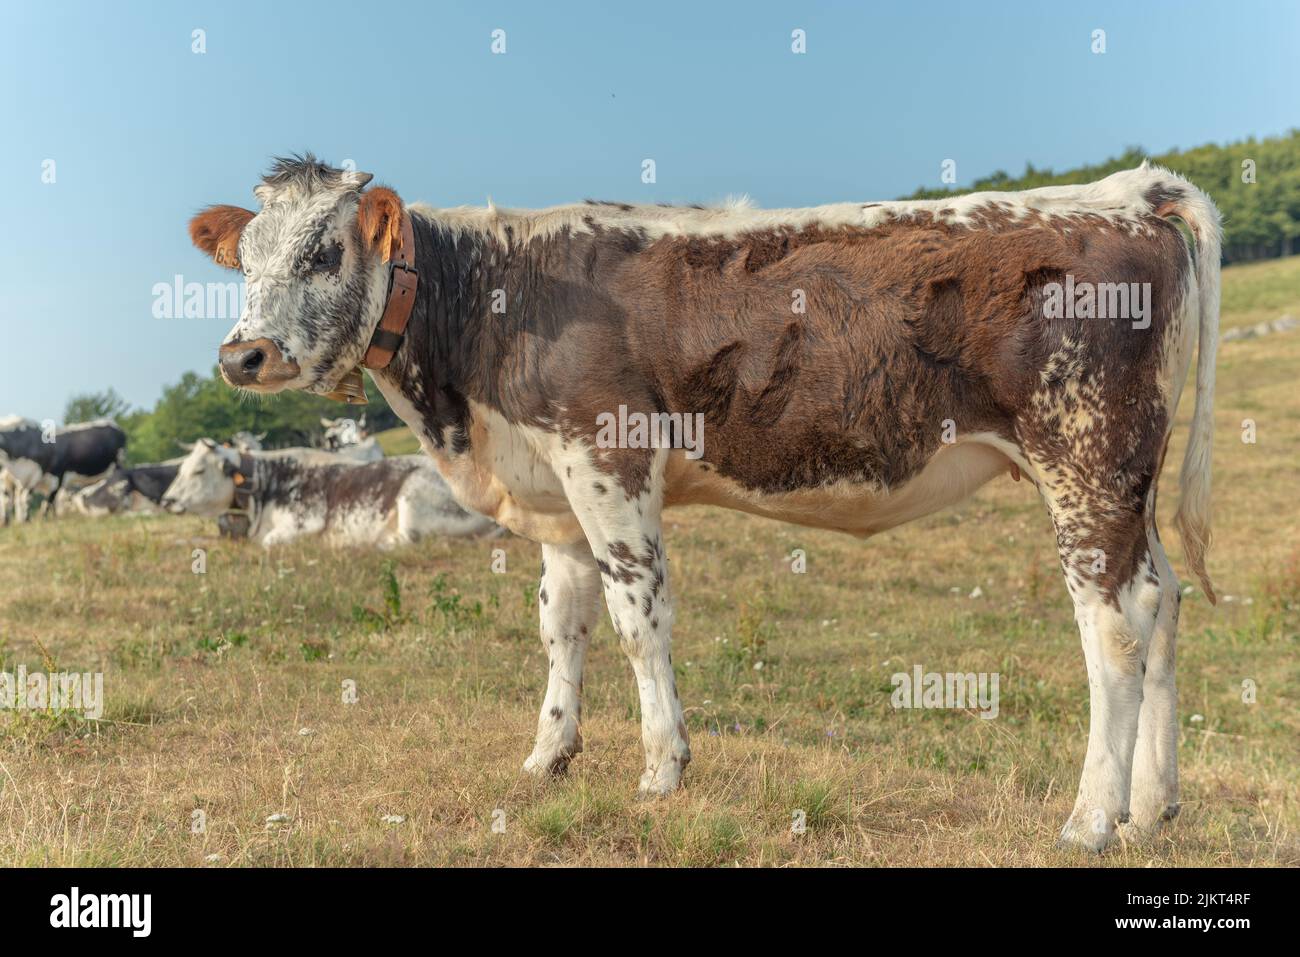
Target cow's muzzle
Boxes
[219,338,300,388]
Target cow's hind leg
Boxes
[1042,485,1163,853]
[1129,528,1183,831]
[524,541,603,776]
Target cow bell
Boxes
[324,367,368,405]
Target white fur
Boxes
[411,164,1187,249]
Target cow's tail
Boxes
[1152,166,1221,604]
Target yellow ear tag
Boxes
[233,473,246,486]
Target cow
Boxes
[0,417,51,523]
[188,155,1221,852]
[320,416,383,461]
[0,417,127,518]
[73,460,185,516]
[159,439,500,547]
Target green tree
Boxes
[64,388,131,425]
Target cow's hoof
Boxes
[1056,814,1124,854]
[1127,799,1180,832]
[523,755,568,777]
[523,744,579,778]
[523,753,570,777]
[635,759,687,799]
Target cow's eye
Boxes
[311,244,343,272]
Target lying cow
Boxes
[160,439,499,547]
[189,155,1221,852]
[73,460,184,516]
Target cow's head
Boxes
[230,430,267,453]
[320,415,366,450]
[189,155,407,397]
[160,440,241,517]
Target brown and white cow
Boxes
[189,155,1219,851]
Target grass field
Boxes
[1,257,1298,867]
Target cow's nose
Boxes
[218,337,300,388]
[219,343,265,385]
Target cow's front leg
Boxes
[558,449,689,797]
[523,541,603,776]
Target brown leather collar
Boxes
[321,210,417,404]
[362,211,418,370]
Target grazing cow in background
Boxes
[1,418,49,523]
[1,452,57,524]
[1,420,54,524]
[0,417,127,517]
[73,460,185,516]
[160,439,500,547]
[190,155,1220,852]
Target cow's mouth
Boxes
[218,337,301,391]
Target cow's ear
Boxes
[189,205,255,269]
[356,186,404,262]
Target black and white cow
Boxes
[189,155,1221,852]
[160,439,499,547]
[73,460,185,516]
[1,418,46,523]
[0,417,127,519]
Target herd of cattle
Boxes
[0,415,500,547]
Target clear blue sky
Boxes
[1,0,1295,423]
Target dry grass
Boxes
[2,262,1298,867]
